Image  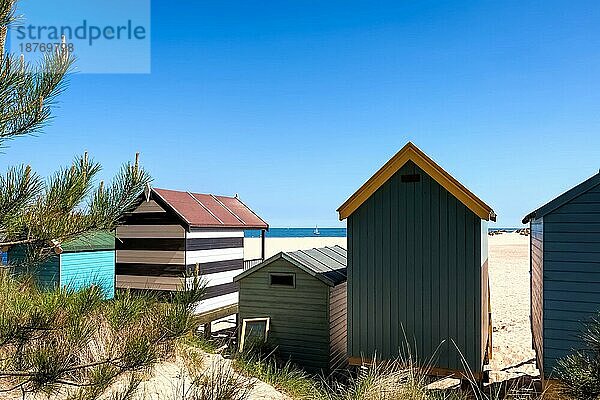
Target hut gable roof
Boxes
[337,142,496,222]
[235,245,347,287]
[522,171,600,224]
[62,231,115,252]
[147,188,268,230]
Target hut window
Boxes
[270,273,295,287]
[401,174,421,183]
[239,317,270,352]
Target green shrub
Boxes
[556,314,600,400]
[0,273,203,399]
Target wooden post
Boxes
[260,230,265,260]
[203,322,212,339]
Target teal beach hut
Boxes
[8,232,116,298]
[523,171,600,380]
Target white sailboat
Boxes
[313,225,320,235]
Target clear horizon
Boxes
[4,1,600,228]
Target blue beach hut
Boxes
[523,171,600,379]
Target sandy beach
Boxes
[487,232,538,381]
[245,231,537,382]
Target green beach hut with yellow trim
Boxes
[337,142,496,379]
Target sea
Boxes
[246,227,520,238]
[245,228,346,238]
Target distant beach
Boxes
[247,227,522,239]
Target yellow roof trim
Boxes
[337,142,496,221]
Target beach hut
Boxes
[234,246,347,373]
[116,187,268,317]
[337,142,496,379]
[523,171,600,379]
[7,231,116,298]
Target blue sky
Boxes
[3,0,600,227]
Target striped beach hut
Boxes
[337,142,496,379]
[7,231,116,298]
[116,187,268,315]
[523,171,600,379]
[234,246,347,373]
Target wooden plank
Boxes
[131,200,166,213]
[439,188,449,367]
[329,282,348,371]
[347,357,484,381]
[414,162,424,360]
[116,224,185,238]
[123,212,181,225]
[430,178,440,361]
[545,222,600,233]
[456,202,467,369]
[406,162,416,357]
[545,231,600,243]
[545,289,600,303]
[116,250,186,265]
[390,173,400,358]
[193,303,238,325]
[381,183,391,358]
[545,260,600,273]
[545,251,600,263]
[448,195,458,370]
[544,242,600,253]
[398,172,408,357]
[530,218,544,376]
[374,187,384,355]
[545,270,600,283]
[422,173,433,359]
[116,238,186,251]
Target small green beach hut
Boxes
[234,246,347,373]
[7,231,116,298]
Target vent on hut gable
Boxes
[401,174,421,183]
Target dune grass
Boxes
[233,352,324,399]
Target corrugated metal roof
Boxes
[235,245,347,286]
[151,188,268,229]
[523,171,600,223]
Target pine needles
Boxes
[0,274,204,398]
